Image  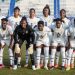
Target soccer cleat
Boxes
[24,64,28,68]
[18,64,21,68]
[32,65,36,70]
[54,64,59,68]
[70,64,74,69]
[13,65,17,70]
[44,66,48,70]
[66,66,70,71]
[36,65,40,70]
[50,66,54,70]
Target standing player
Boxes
[24,8,40,67]
[13,16,36,70]
[50,18,67,70]
[41,5,54,67]
[27,8,40,29]
[8,7,22,67]
[8,7,21,31]
[0,18,13,69]
[55,9,71,68]
[35,21,52,70]
[41,5,54,28]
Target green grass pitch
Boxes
[0,44,75,75]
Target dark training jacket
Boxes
[13,25,35,44]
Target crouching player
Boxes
[13,16,36,70]
[66,18,75,71]
[50,18,67,70]
[35,21,52,70]
[0,18,14,69]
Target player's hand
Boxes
[28,44,33,54]
[14,43,20,53]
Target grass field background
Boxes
[0,44,75,75]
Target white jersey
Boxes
[52,26,66,42]
[62,18,71,30]
[0,25,13,40]
[41,15,54,28]
[8,16,21,31]
[68,27,75,40]
[35,26,51,42]
[27,17,40,29]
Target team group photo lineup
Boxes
[0,0,75,72]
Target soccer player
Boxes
[40,5,54,67]
[8,7,21,31]
[8,7,22,66]
[24,8,40,67]
[27,8,40,29]
[35,21,52,70]
[0,18,13,69]
[13,16,36,70]
[41,5,54,28]
[55,9,71,68]
[66,18,75,71]
[50,18,67,70]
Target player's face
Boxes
[1,20,7,30]
[43,8,49,16]
[56,21,62,28]
[14,9,20,17]
[38,24,44,31]
[21,20,27,29]
[60,10,66,18]
[29,10,35,17]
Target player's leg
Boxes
[26,41,36,70]
[66,48,73,71]
[66,41,75,70]
[44,46,49,70]
[0,40,5,69]
[13,40,23,70]
[6,40,14,69]
[43,39,50,70]
[65,47,69,68]
[61,46,66,70]
[40,48,44,68]
[24,41,29,67]
[50,42,57,69]
[36,41,42,70]
[70,50,75,68]
[24,49,29,67]
[55,46,60,68]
